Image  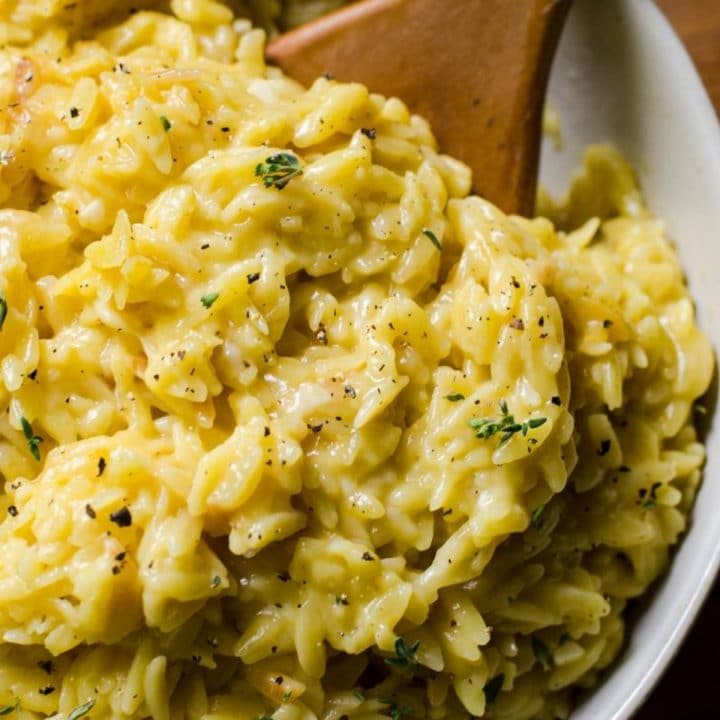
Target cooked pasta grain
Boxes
[0,2,712,719]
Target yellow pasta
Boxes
[0,2,712,719]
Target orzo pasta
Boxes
[0,1,712,719]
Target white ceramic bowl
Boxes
[540,1,720,717]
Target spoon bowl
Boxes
[266,0,571,215]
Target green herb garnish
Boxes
[531,636,552,669]
[255,152,303,190]
[0,291,6,330]
[20,416,42,461]
[469,401,546,447]
[380,699,414,720]
[484,673,504,705]
[68,699,95,720]
[281,691,292,701]
[160,115,172,132]
[422,229,442,251]
[0,701,19,716]
[351,689,365,701]
[530,504,545,529]
[385,637,420,670]
[211,575,222,588]
[201,292,219,309]
[444,392,465,402]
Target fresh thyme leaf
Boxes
[531,636,552,669]
[469,401,547,447]
[20,416,42,461]
[385,637,420,669]
[422,229,442,251]
[351,689,365,701]
[530,504,545,529]
[380,698,414,720]
[255,152,303,190]
[211,575,222,588]
[68,699,95,720]
[526,417,548,430]
[0,701,19,716]
[444,392,465,402]
[160,115,172,131]
[484,673,504,705]
[282,691,292,701]
[0,292,6,330]
[201,292,219,309]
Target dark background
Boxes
[635,1,719,718]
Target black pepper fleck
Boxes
[109,506,132,527]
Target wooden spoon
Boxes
[266,0,571,215]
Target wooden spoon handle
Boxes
[267,0,570,214]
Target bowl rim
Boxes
[540,1,720,717]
